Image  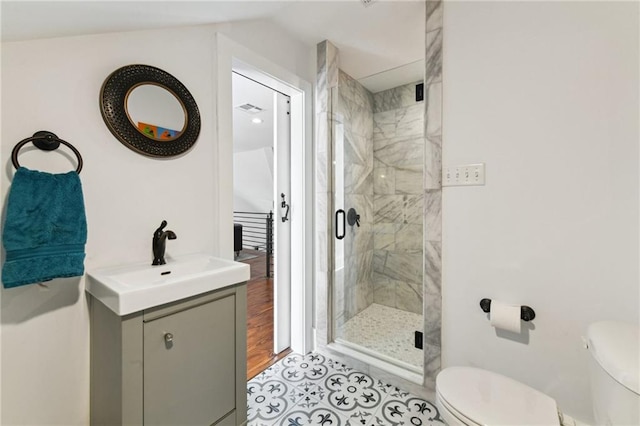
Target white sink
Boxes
[86,253,250,315]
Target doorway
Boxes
[215,33,313,380]
[231,73,292,378]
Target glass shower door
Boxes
[330,71,376,348]
[330,67,426,373]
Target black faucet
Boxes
[152,220,177,265]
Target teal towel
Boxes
[2,167,87,288]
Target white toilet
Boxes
[436,321,639,425]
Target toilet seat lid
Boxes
[436,367,559,426]
[587,321,640,394]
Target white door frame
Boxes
[214,33,313,355]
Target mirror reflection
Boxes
[126,84,186,141]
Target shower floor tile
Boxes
[247,352,445,426]
[339,303,424,368]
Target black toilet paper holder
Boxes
[480,298,536,322]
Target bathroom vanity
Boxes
[86,254,249,425]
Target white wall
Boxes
[218,19,314,83]
[233,148,274,213]
[0,20,313,424]
[441,2,639,423]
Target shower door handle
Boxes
[335,209,345,240]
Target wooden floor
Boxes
[240,249,291,380]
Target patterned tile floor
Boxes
[339,304,424,369]
[247,352,445,425]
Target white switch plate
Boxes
[443,163,485,186]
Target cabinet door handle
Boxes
[164,332,174,343]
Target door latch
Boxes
[281,193,290,222]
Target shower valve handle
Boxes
[347,208,360,227]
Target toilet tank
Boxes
[587,321,639,426]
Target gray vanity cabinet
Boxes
[90,283,247,426]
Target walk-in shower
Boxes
[330,61,426,375]
[315,2,442,396]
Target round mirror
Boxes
[126,84,186,141]
[100,64,200,157]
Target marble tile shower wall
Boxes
[421,0,444,393]
[336,70,375,327]
[372,82,425,314]
[334,74,425,325]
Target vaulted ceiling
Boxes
[1,0,425,81]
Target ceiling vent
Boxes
[236,103,263,114]
[361,0,378,7]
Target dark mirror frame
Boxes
[100,64,201,157]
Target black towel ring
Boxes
[11,131,83,174]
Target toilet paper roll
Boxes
[490,301,521,333]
